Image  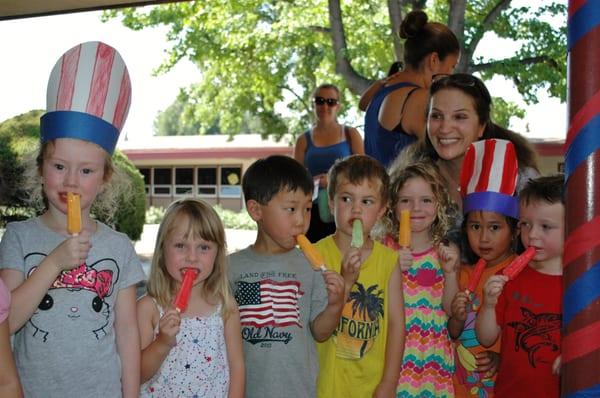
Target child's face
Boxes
[163,224,217,287]
[41,138,106,215]
[331,177,386,240]
[255,188,312,252]
[395,176,436,235]
[466,211,514,266]
[519,200,564,263]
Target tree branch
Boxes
[469,55,560,73]
[459,0,512,73]
[447,0,466,44]
[279,84,312,115]
[388,0,403,61]
[327,0,371,94]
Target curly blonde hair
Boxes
[146,198,235,319]
[22,140,130,223]
[382,160,457,244]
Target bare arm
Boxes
[347,127,365,155]
[374,264,405,398]
[311,271,345,342]
[475,275,507,347]
[448,291,469,339]
[224,308,245,398]
[358,79,385,111]
[439,242,460,316]
[138,296,180,383]
[293,134,307,165]
[0,319,23,397]
[115,286,141,398]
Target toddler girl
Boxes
[0,41,145,397]
[449,139,520,397]
[139,199,244,397]
[382,160,459,397]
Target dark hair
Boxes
[327,155,389,204]
[387,61,403,76]
[519,174,565,206]
[461,210,520,264]
[399,10,460,70]
[242,155,313,205]
[420,73,539,171]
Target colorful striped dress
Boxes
[396,246,454,397]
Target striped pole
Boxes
[563,1,600,396]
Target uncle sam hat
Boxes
[460,139,519,218]
[40,41,131,155]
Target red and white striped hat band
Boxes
[40,41,131,155]
[460,139,519,218]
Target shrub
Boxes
[145,204,256,230]
[145,206,166,224]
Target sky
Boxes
[0,6,567,143]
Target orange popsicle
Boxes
[67,192,81,235]
[466,258,487,294]
[174,268,199,313]
[296,234,327,272]
[502,246,536,280]
[398,209,411,248]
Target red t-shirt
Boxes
[494,266,562,397]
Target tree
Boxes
[104,0,566,139]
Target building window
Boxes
[153,168,172,196]
[197,167,217,197]
[220,166,242,198]
[175,167,194,196]
[139,168,150,195]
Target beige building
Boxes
[119,135,565,212]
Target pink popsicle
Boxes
[466,258,487,294]
[174,268,199,312]
[502,247,537,280]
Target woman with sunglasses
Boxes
[363,10,460,168]
[294,83,364,242]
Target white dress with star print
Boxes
[140,303,229,397]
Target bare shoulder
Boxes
[137,294,160,323]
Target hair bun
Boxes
[399,10,429,39]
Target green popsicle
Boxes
[351,219,363,248]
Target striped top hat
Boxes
[460,139,519,218]
[40,41,131,155]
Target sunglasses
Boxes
[314,96,339,106]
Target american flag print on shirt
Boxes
[235,279,304,328]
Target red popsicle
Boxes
[174,268,199,312]
[502,246,537,280]
[466,258,487,294]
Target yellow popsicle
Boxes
[398,209,411,248]
[296,234,326,272]
[67,192,81,235]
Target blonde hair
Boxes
[382,160,457,244]
[147,198,235,318]
[22,140,129,223]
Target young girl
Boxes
[0,278,23,397]
[448,139,520,397]
[138,199,244,397]
[382,160,459,397]
[0,41,145,397]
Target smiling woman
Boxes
[392,73,540,209]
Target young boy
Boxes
[314,155,405,398]
[228,155,346,398]
[475,174,564,397]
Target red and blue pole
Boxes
[563,1,600,396]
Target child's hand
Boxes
[156,308,181,348]
[552,355,561,375]
[322,271,346,308]
[47,230,92,271]
[341,247,361,289]
[482,275,508,307]
[451,291,469,322]
[373,379,396,398]
[476,350,500,377]
[397,247,413,272]
[438,240,460,274]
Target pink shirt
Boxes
[0,278,10,323]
